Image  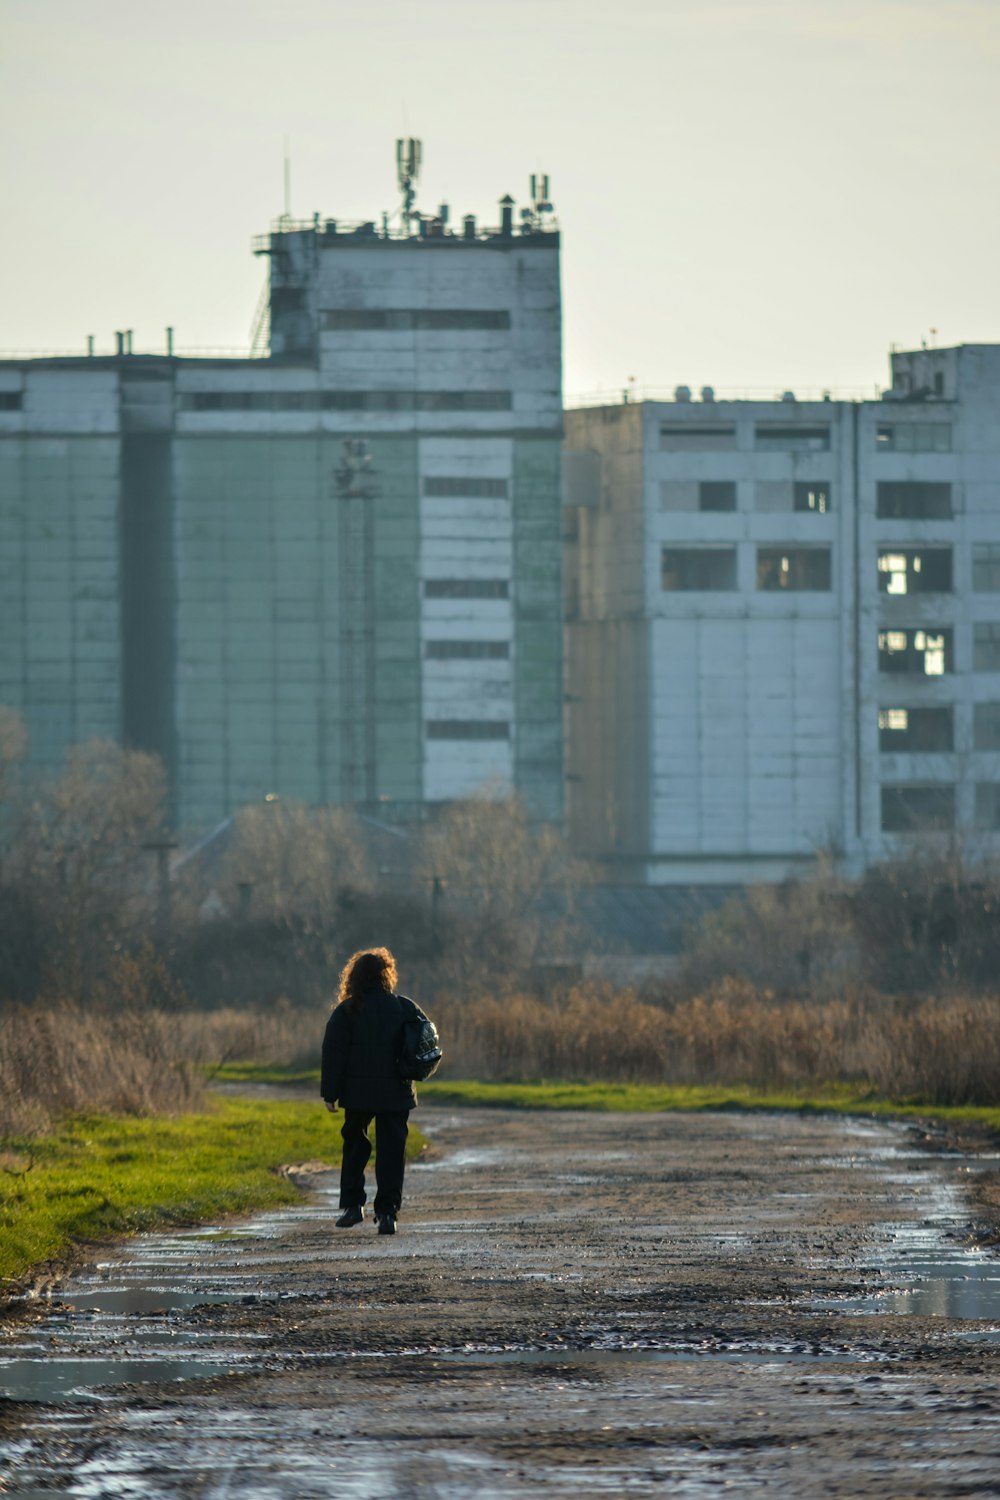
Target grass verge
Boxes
[0,1096,425,1289]
[210,1064,1000,1133]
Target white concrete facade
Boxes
[565,346,1000,882]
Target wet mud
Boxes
[2,1105,1000,1497]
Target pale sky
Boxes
[1,0,997,400]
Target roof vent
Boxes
[781,390,796,402]
[674,385,692,403]
[700,386,715,402]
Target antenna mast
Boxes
[396,138,422,232]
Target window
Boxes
[876,481,953,520]
[425,640,510,659]
[881,785,955,833]
[877,628,952,675]
[756,548,832,591]
[974,623,1000,671]
[875,423,951,452]
[426,720,510,739]
[975,783,1000,831]
[661,548,737,591]
[876,549,952,595]
[423,476,509,498]
[794,483,831,514]
[973,545,1000,592]
[0,392,22,411]
[659,425,736,451]
[699,481,737,512]
[423,579,509,599]
[974,703,1000,751]
[878,707,953,752]
[324,309,510,331]
[754,424,830,451]
[322,390,512,411]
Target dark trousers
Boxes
[340,1109,410,1217]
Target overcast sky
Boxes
[1,0,997,399]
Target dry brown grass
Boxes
[0,1003,205,1137]
[171,981,1000,1107]
[6,981,999,1139]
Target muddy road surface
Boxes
[3,1105,1000,1497]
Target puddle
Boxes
[814,1169,1000,1333]
[0,1355,249,1404]
[46,1287,258,1315]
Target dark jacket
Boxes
[321,990,421,1112]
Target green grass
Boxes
[209,1065,1000,1132]
[0,1097,425,1288]
[420,1078,1000,1128]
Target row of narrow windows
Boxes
[661,545,1000,593]
[659,424,952,454]
[880,784,1000,833]
[426,721,509,740]
[424,640,509,658]
[660,480,953,518]
[878,704,1000,752]
[323,309,511,331]
[181,390,513,413]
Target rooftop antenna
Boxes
[396,138,422,232]
[281,136,291,225]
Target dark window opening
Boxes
[322,390,512,412]
[0,392,22,411]
[424,476,509,498]
[659,425,737,451]
[425,640,510,659]
[973,702,1000,751]
[699,481,737,512]
[877,628,952,675]
[423,579,509,599]
[878,707,953,752]
[324,309,510,331]
[661,547,737,591]
[875,423,951,452]
[881,785,955,833]
[975,783,1000,831]
[974,623,1000,671]
[754,424,830,450]
[876,481,953,519]
[426,720,510,739]
[973,545,1000,592]
[877,548,952,595]
[794,482,831,513]
[756,547,832,591]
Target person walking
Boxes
[321,947,423,1237]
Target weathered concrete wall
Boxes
[172,432,422,828]
[0,368,121,770]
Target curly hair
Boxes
[336,947,398,1011]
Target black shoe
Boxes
[336,1206,364,1228]
[376,1214,396,1236]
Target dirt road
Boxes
[3,1105,1000,1497]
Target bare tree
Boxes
[218,800,372,930]
[417,793,581,991]
[11,740,166,997]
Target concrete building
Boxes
[564,346,1000,882]
[0,159,564,830]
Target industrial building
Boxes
[564,345,1000,883]
[0,149,564,831]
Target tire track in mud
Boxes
[2,1105,1000,1498]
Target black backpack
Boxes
[397,1008,443,1082]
